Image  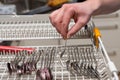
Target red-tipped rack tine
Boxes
[0,46,35,54]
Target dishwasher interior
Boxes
[0,15,119,80]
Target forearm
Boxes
[87,0,120,15]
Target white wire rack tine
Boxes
[62,65,63,80]
[55,62,57,80]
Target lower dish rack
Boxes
[0,45,114,80]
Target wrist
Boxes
[86,0,102,15]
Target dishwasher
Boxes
[0,15,119,80]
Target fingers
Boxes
[55,8,65,23]
[60,7,75,39]
[49,4,75,39]
[67,19,85,38]
[49,9,62,34]
[49,9,60,27]
[53,8,65,35]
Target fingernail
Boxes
[67,34,71,39]
[63,36,67,40]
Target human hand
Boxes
[49,1,95,39]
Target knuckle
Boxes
[52,19,58,25]
[80,21,85,25]
[69,7,74,11]
[62,4,69,8]
[67,7,74,13]
[62,4,74,13]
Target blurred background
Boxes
[0,0,120,76]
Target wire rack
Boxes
[0,15,92,41]
[0,15,118,80]
[0,45,111,80]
